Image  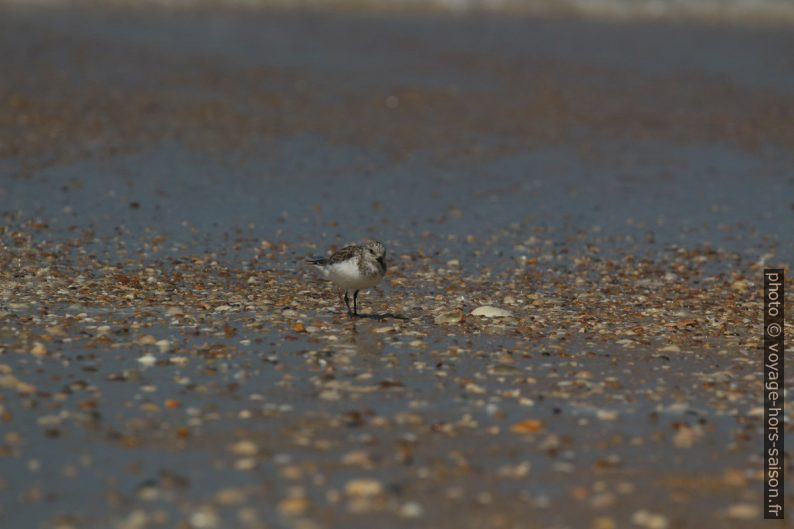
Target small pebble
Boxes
[398,501,424,518]
[137,354,156,366]
[344,478,383,498]
[30,342,47,357]
[229,440,258,456]
[631,510,669,529]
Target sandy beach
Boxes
[1,3,792,528]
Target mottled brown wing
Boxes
[325,245,359,265]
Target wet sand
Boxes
[1,4,793,529]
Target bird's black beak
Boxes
[377,256,387,271]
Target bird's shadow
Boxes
[350,312,409,322]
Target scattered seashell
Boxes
[344,478,383,498]
[434,309,464,324]
[470,306,513,318]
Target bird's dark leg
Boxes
[353,290,360,316]
[343,290,352,315]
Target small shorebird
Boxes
[307,240,387,317]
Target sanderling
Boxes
[307,240,387,317]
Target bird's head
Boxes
[364,240,387,270]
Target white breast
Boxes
[324,259,381,290]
